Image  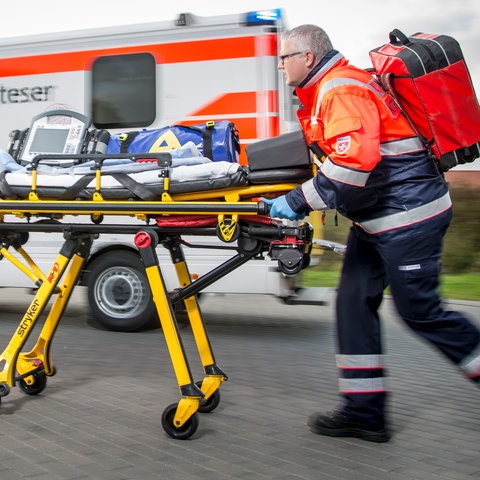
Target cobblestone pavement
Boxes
[0,289,478,479]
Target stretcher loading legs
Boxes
[135,230,230,439]
[134,221,312,439]
[163,236,226,413]
[135,230,203,439]
[0,232,94,403]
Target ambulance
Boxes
[0,9,332,331]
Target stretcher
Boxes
[0,145,323,439]
[0,108,342,438]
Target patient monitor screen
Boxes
[29,128,71,154]
[20,111,90,163]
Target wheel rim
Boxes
[93,266,148,318]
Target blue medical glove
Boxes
[262,196,305,220]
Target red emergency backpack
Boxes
[369,29,480,172]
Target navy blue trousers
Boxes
[335,209,480,424]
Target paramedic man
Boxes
[263,24,480,443]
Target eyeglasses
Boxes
[279,51,305,65]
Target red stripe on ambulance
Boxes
[0,35,277,77]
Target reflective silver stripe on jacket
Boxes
[316,77,383,113]
[336,354,385,369]
[321,157,370,186]
[380,137,425,155]
[338,377,388,393]
[357,191,452,234]
[312,77,383,123]
[301,178,328,210]
[459,343,480,377]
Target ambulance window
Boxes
[91,53,156,128]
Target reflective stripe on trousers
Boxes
[336,354,388,394]
[459,343,480,378]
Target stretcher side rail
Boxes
[17,152,172,202]
[0,198,270,216]
[29,152,172,168]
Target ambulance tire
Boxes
[86,250,158,332]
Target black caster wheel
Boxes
[18,371,47,395]
[161,403,199,440]
[278,261,303,275]
[0,382,10,397]
[195,381,221,413]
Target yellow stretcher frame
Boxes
[0,231,94,399]
[0,180,315,439]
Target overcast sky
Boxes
[1,0,479,91]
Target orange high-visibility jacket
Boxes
[286,52,451,235]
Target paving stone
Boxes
[0,291,478,479]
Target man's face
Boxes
[278,39,309,87]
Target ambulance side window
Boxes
[91,53,156,128]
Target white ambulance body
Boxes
[0,9,327,331]
[0,9,297,148]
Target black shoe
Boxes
[308,410,390,443]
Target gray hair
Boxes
[282,25,333,60]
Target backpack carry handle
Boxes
[389,29,410,46]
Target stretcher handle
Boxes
[258,201,271,215]
[29,152,172,169]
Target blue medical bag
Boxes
[107,121,240,162]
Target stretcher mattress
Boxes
[0,143,312,201]
[0,143,249,200]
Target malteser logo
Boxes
[0,85,55,104]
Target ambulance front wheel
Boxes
[86,250,158,332]
[162,403,199,440]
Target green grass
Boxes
[300,270,480,302]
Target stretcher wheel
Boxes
[278,261,303,275]
[161,403,199,440]
[0,382,10,397]
[18,371,47,395]
[195,381,221,413]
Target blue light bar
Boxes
[245,9,282,26]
